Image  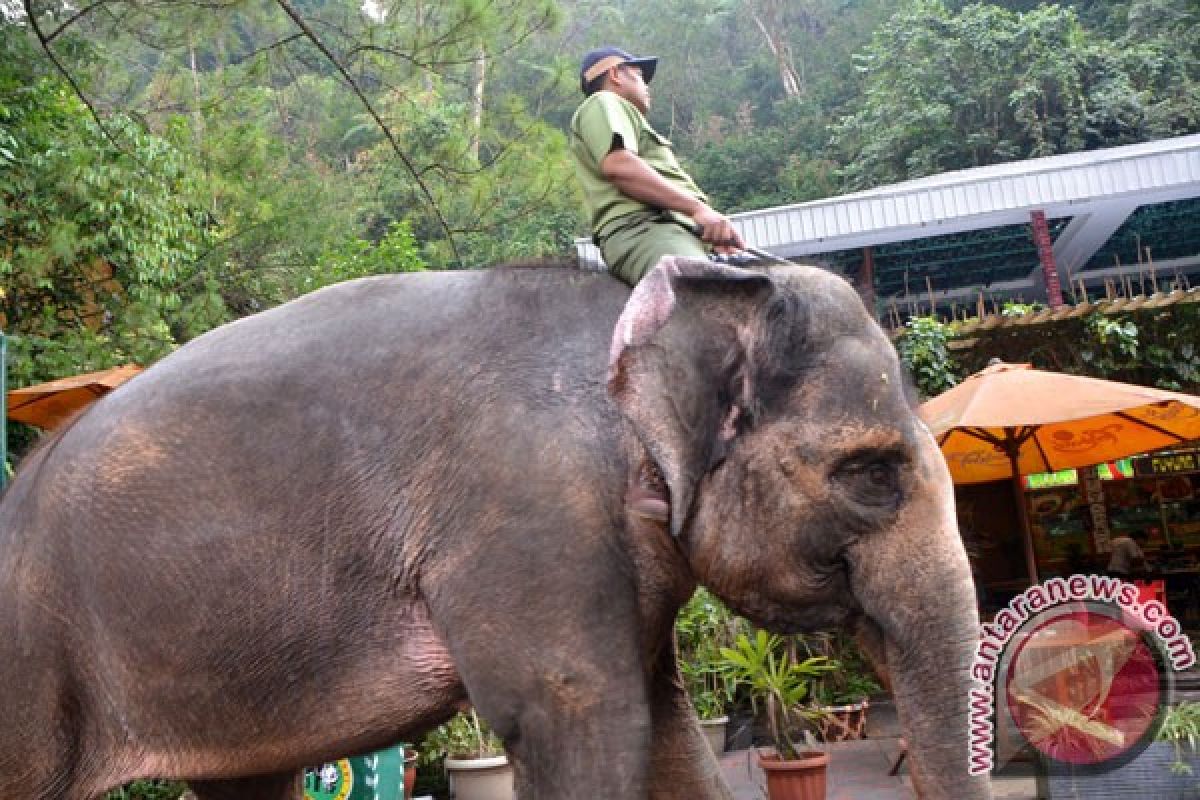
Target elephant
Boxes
[0,256,990,799]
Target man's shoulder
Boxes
[573,91,643,128]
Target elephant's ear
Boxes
[607,256,774,537]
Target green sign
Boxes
[1024,468,1079,489]
[1023,459,1134,489]
[304,746,405,800]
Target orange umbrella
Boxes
[920,361,1200,583]
[6,364,143,430]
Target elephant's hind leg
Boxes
[189,770,304,800]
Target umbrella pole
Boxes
[1008,450,1040,587]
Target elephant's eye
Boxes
[833,451,907,509]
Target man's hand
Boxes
[691,205,745,254]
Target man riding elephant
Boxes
[569,45,750,523]
[0,257,990,799]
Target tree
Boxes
[743,0,818,98]
[830,1,1199,191]
[15,0,566,266]
[1,30,218,386]
[687,97,839,212]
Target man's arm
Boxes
[600,148,745,252]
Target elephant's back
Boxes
[74,265,624,429]
[156,266,626,385]
[10,265,632,550]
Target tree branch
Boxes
[45,0,110,42]
[272,0,461,265]
[23,0,131,157]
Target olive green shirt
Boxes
[569,91,708,237]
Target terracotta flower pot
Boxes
[757,748,829,800]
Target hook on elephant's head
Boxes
[607,256,797,537]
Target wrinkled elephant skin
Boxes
[0,259,989,799]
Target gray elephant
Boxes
[0,257,989,799]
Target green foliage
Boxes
[895,316,959,399]
[831,0,1200,190]
[298,222,425,295]
[103,781,185,800]
[1080,314,1140,373]
[1143,321,1200,392]
[0,78,217,374]
[676,588,741,719]
[355,87,579,267]
[418,708,505,763]
[720,629,835,758]
[923,298,1200,397]
[687,99,840,213]
[802,632,882,707]
[158,80,370,317]
[1158,700,1200,775]
[1001,301,1044,318]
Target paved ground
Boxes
[717,745,1042,800]
[716,700,1042,800]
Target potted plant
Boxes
[721,629,835,800]
[805,632,883,743]
[1160,699,1200,777]
[687,681,735,757]
[418,708,512,800]
[677,588,740,755]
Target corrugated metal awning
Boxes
[735,134,1200,258]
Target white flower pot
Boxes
[699,716,729,756]
[444,754,514,800]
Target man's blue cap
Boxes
[580,47,658,95]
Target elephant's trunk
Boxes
[852,439,992,799]
[880,618,990,799]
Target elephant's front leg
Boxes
[477,644,657,799]
[435,583,660,798]
[646,646,735,800]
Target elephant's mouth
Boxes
[759,602,856,634]
[716,554,860,634]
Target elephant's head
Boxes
[609,257,988,799]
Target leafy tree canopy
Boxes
[1,29,218,385]
[831,1,1199,189]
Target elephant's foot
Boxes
[188,770,303,800]
[629,459,669,522]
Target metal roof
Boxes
[576,134,1200,311]
[737,134,1200,256]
